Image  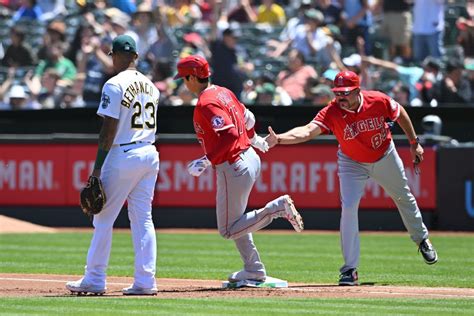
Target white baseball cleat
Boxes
[122,285,158,296]
[228,270,266,282]
[281,195,304,232]
[66,279,106,295]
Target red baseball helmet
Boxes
[332,71,360,92]
[174,55,211,80]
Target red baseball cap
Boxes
[332,71,360,92]
[174,55,211,80]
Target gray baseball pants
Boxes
[215,147,288,273]
[338,141,429,273]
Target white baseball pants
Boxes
[83,143,159,289]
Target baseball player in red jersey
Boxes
[266,71,438,286]
[175,55,304,283]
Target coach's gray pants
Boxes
[338,141,429,273]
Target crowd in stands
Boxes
[0,0,473,110]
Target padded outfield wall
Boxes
[0,106,473,230]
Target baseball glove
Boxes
[80,176,106,216]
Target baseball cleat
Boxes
[282,195,304,232]
[122,285,158,295]
[339,269,359,286]
[418,239,438,264]
[228,270,266,282]
[66,279,106,295]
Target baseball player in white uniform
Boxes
[66,35,160,295]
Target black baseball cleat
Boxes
[338,269,359,286]
[418,239,438,264]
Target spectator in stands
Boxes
[6,85,36,109]
[228,0,257,24]
[160,0,202,27]
[377,0,412,60]
[110,0,136,15]
[131,3,158,57]
[28,68,63,108]
[341,0,373,55]
[275,49,318,103]
[210,23,253,98]
[269,9,334,68]
[435,59,472,105]
[12,0,43,21]
[37,0,66,21]
[412,0,445,62]
[37,20,66,61]
[362,55,441,105]
[31,41,76,95]
[277,0,311,42]
[169,83,198,106]
[390,82,411,106]
[57,85,85,109]
[315,0,343,27]
[254,82,277,105]
[466,59,474,103]
[146,19,178,63]
[104,7,139,45]
[457,4,474,58]
[256,0,286,26]
[308,83,335,106]
[177,32,208,59]
[76,26,114,107]
[151,59,174,105]
[1,26,36,67]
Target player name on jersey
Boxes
[121,81,155,108]
[343,116,385,140]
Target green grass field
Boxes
[1,231,473,315]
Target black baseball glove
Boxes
[80,176,106,216]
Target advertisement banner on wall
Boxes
[0,143,436,209]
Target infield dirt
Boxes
[1,216,473,299]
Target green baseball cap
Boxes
[108,35,137,55]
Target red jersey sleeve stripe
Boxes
[312,120,330,132]
[214,124,235,132]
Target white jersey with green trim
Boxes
[97,69,159,145]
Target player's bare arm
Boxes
[92,116,119,177]
[266,123,322,148]
[396,106,424,163]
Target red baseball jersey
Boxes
[312,90,401,163]
[193,85,251,165]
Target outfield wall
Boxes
[0,135,472,231]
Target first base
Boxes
[222,276,288,289]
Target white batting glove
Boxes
[250,135,269,153]
[187,156,211,177]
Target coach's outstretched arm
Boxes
[266,123,323,148]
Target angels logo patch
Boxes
[211,115,225,129]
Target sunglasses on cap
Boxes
[334,89,357,97]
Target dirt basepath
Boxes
[1,216,473,299]
[1,273,473,299]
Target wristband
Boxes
[409,137,419,145]
[94,148,109,170]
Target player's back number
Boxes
[131,101,156,129]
